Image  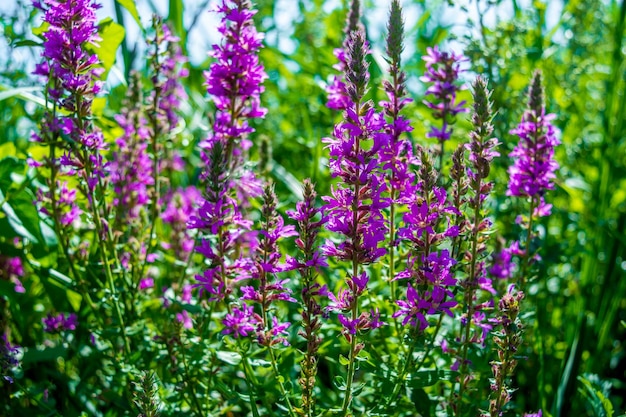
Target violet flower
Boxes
[0,255,26,293]
[238,184,297,347]
[190,0,267,303]
[393,250,457,330]
[326,0,365,111]
[162,186,201,259]
[223,304,259,338]
[42,312,78,333]
[1,334,20,383]
[110,72,154,224]
[421,46,468,169]
[321,37,390,265]
[507,70,560,216]
[33,0,107,193]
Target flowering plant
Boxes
[0,0,623,416]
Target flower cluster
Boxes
[393,250,457,330]
[326,0,365,111]
[161,187,201,259]
[190,0,267,303]
[0,255,25,293]
[322,29,390,341]
[421,46,468,144]
[234,185,297,346]
[507,70,560,216]
[483,285,525,417]
[33,0,107,193]
[1,334,20,383]
[42,312,78,333]
[110,72,154,224]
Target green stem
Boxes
[341,99,363,417]
[180,336,204,417]
[268,347,298,417]
[456,182,483,417]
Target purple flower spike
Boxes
[507,71,560,204]
[223,304,259,338]
[1,334,20,383]
[191,0,268,306]
[421,46,468,168]
[43,312,78,333]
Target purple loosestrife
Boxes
[0,255,26,294]
[453,77,499,414]
[421,46,468,170]
[286,179,328,417]
[326,0,365,111]
[482,285,524,417]
[385,150,460,409]
[379,0,416,304]
[393,250,457,330]
[110,72,153,225]
[236,184,297,347]
[42,312,78,333]
[162,186,202,260]
[33,0,131,355]
[1,334,20,384]
[33,0,107,196]
[507,71,559,205]
[189,0,267,304]
[507,70,559,287]
[322,28,388,415]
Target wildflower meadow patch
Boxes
[1,0,625,416]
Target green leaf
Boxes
[411,388,432,417]
[216,351,242,366]
[339,354,350,366]
[66,289,83,312]
[333,375,346,391]
[1,189,44,244]
[577,375,614,417]
[48,268,74,289]
[167,0,186,46]
[115,0,143,30]
[0,83,48,108]
[94,18,125,76]
[0,86,40,102]
[0,157,23,194]
[32,21,49,37]
[406,370,458,388]
[249,358,271,368]
[22,345,68,364]
[13,40,41,48]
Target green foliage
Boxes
[0,0,624,416]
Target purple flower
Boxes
[507,71,560,202]
[176,310,193,329]
[33,0,107,190]
[524,410,543,417]
[490,246,516,279]
[222,303,259,338]
[394,250,457,330]
[110,74,154,223]
[162,186,201,257]
[43,312,78,333]
[139,277,154,290]
[191,0,268,304]
[421,46,468,145]
[0,255,26,293]
[325,0,365,110]
[1,334,20,383]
